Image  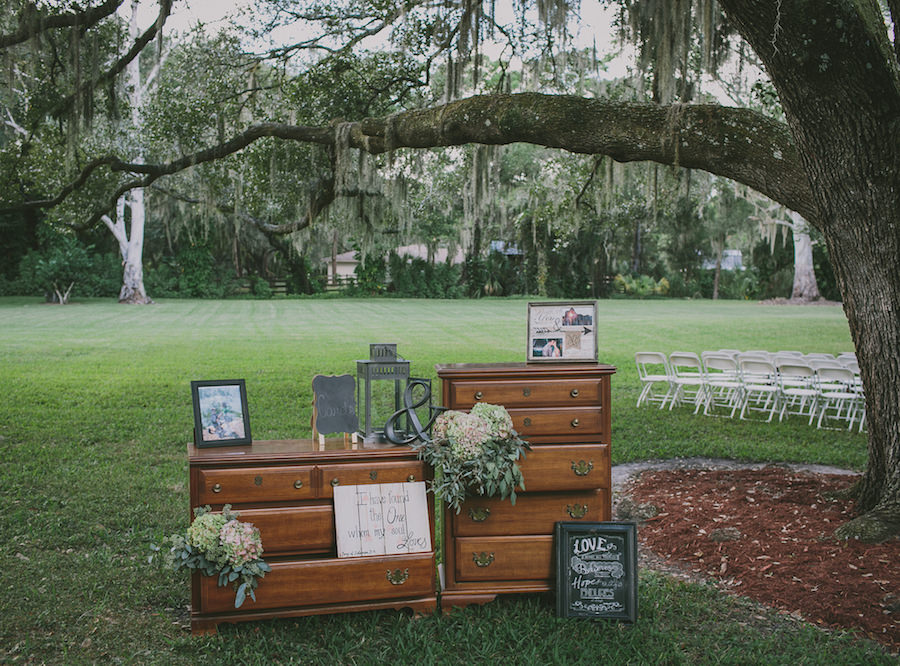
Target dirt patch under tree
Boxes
[617,464,899,651]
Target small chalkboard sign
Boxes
[312,374,358,438]
[555,521,637,622]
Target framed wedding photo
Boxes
[527,301,598,363]
[191,379,252,447]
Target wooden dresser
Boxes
[188,439,437,635]
[435,362,615,608]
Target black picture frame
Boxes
[555,521,638,622]
[191,379,252,448]
[527,300,598,363]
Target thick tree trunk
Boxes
[720,0,900,539]
[787,213,820,302]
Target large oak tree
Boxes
[3,0,899,539]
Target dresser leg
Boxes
[190,618,218,637]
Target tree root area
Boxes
[625,466,899,650]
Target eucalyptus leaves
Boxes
[415,403,529,513]
[159,505,270,609]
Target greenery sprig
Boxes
[153,504,271,609]
[414,403,529,513]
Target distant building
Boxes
[393,244,466,265]
[322,250,359,285]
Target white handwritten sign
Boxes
[333,482,432,558]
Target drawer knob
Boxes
[567,503,589,519]
[331,478,340,487]
[571,418,580,428]
[474,391,484,400]
[386,568,409,585]
[523,388,531,397]
[473,552,495,568]
[212,483,222,494]
[468,507,490,522]
[293,479,304,489]
[407,474,416,482]
[523,417,532,427]
[369,470,378,481]
[571,460,594,476]
[570,388,580,398]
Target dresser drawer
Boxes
[455,536,553,582]
[454,491,608,537]
[196,466,315,504]
[199,552,435,613]
[225,505,334,555]
[509,407,604,440]
[518,444,609,491]
[318,461,426,498]
[449,379,603,409]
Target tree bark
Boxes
[719,0,900,540]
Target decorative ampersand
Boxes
[384,379,445,445]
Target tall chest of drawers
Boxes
[188,439,437,635]
[435,362,615,607]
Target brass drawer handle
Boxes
[468,507,490,522]
[567,503,588,519]
[212,483,222,494]
[293,479,304,489]
[386,568,409,585]
[407,474,416,482]
[473,552,495,567]
[370,470,378,481]
[474,391,484,400]
[571,460,593,476]
[331,478,340,487]
[570,388,579,398]
[571,418,580,428]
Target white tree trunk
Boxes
[788,211,820,301]
[117,0,152,304]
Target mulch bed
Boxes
[626,466,900,650]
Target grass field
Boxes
[0,296,885,664]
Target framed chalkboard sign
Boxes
[312,374,358,437]
[555,521,638,622]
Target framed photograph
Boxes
[527,301,598,363]
[555,521,638,622]
[191,379,252,447]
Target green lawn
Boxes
[0,296,884,664]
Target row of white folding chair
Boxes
[635,351,865,430]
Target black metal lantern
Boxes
[356,343,411,444]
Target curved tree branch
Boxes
[6,93,817,230]
[0,0,125,50]
[350,93,817,223]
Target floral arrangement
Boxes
[157,504,271,608]
[414,403,529,513]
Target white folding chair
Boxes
[805,352,836,362]
[738,358,779,421]
[634,352,671,408]
[742,350,773,361]
[775,362,818,423]
[816,366,863,430]
[667,352,704,412]
[701,354,743,417]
